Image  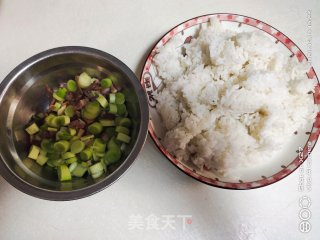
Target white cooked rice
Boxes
[153,19,317,176]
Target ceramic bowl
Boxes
[141,13,320,189]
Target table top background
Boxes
[0,0,319,239]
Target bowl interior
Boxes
[0,49,143,192]
[141,14,320,188]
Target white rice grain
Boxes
[154,19,317,176]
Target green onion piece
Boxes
[89,162,104,175]
[57,104,67,116]
[46,159,55,167]
[56,130,72,140]
[80,148,93,161]
[96,94,108,108]
[69,128,77,136]
[115,92,125,104]
[107,137,120,150]
[45,114,55,126]
[93,152,105,161]
[109,74,118,83]
[60,126,68,131]
[70,140,85,154]
[103,147,121,165]
[36,154,48,166]
[25,123,40,135]
[105,127,116,138]
[101,78,113,88]
[72,164,88,177]
[114,117,122,125]
[65,156,77,164]
[46,160,54,168]
[100,159,107,172]
[96,152,105,158]
[92,138,106,153]
[117,117,131,127]
[28,145,40,160]
[51,116,60,127]
[41,139,54,153]
[99,119,115,127]
[77,129,85,138]
[78,72,92,89]
[58,87,68,98]
[116,104,127,116]
[57,165,72,182]
[62,152,75,160]
[52,116,62,127]
[36,113,45,119]
[93,152,99,161]
[52,102,62,112]
[82,101,100,120]
[115,126,130,135]
[64,105,74,117]
[55,159,65,166]
[108,104,117,114]
[47,158,63,167]
[91,171,104,179]
[81,162,89,168]
[88,122,103,135]
[120,143,127,152]
[62,115,70,126]
[53,92,64,102]
[109,93,116,104]
[40,123,48,131]
[48,127,58,132]
[53,88,67,101]
[47,152,60,160]
[54,115,70,126]
[53,140,70,153]
[82,109,92,120]
[71,136,79,141]
[67,79,77,92]
[116,132,131,143]
[68,162,78,172]
[85,101,100,114]
[39,149,47,156]
[80,135,94,141]
[49,117,59,128]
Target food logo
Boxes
[143,72,157,108]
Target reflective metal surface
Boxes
[0,46,149,200]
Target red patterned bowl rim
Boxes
[140,13,320,190]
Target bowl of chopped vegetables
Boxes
[0,46,149,200]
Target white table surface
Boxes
[0,0,319,239]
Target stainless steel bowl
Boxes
[0,46,149,200]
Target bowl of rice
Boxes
[141,13,320,189]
